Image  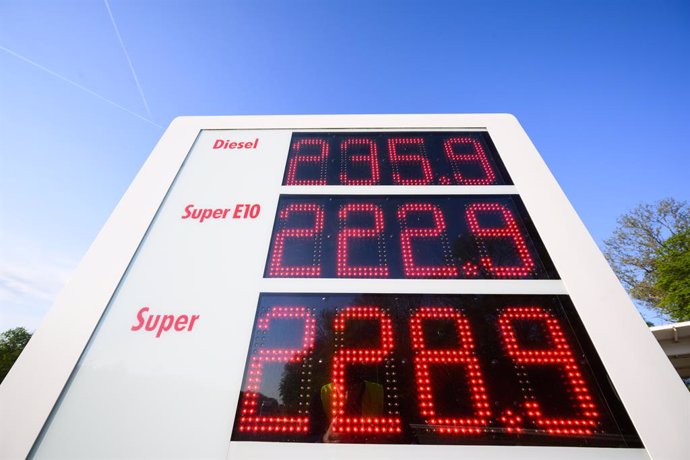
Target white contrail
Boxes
[103,0,153,118]
[0,45,162,129]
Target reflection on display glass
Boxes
[264,195,558,279]
[231,294,641,447]
[282,132,511,186]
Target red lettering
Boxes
[212,138,259,150]
[174,315,189,331]
[231,204,261,219]
[131,307,148,331]
[181,204,236,222]
[157,315,174,338]
[130,308,199,337]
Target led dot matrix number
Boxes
[331,306,401,435]
[266,196,555,280]
[237,306,316,434]
[283,132,510,186]
[232,295,640,446]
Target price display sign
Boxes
[2,116,686,460]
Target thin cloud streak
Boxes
[0,45,163,129]
[104,0,153,118]
[0,247,77,331]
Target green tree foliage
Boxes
[0,327,32,384]
[604,198,690,322]
[654,229,690,321]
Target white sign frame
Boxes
[1,114,687,460]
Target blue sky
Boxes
[1,0,688,331]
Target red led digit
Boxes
[465,203,535,278]
[285,138,329,185]
[268,203,324,277]
[398,203,459,278]
[387,137,433,185]
[337,203,389,278]
[331,306,402,435]
[238,306,316,433]
[443,137,496,185]
[340,138,380,185]
[409,307,491,434]
[497,307,600,436]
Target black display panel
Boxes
[282,132,511,186]
[264,195,558,279]
[231,294,641,447]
